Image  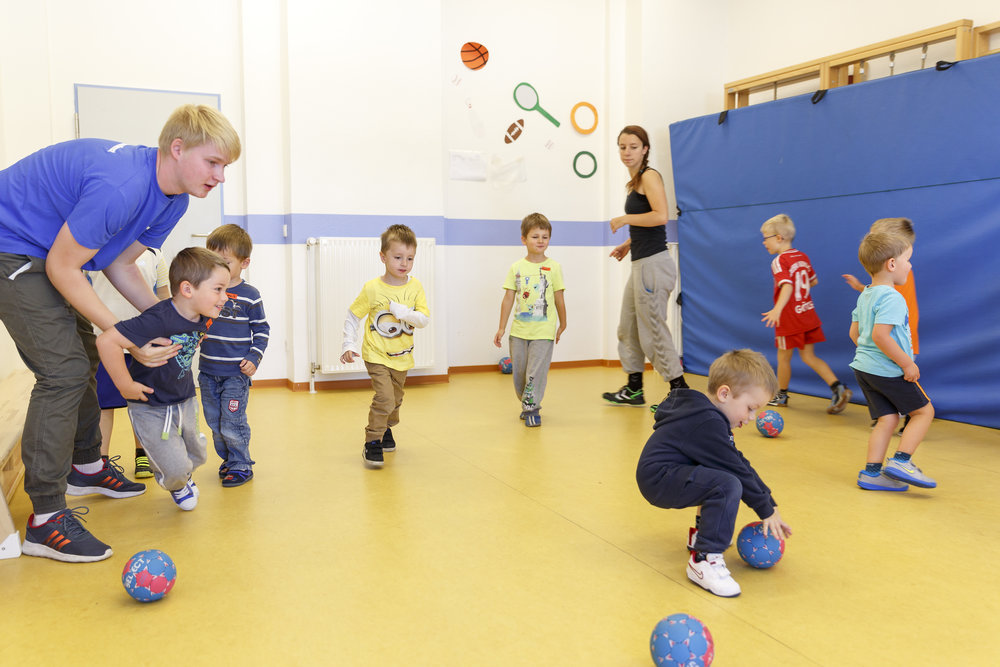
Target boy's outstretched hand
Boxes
[761,508,792,541]
[339,350,359,364]
[842,273,865,292]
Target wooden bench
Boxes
[1,369,34,559]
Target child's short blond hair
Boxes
[858,231,910,277]
[380,224,417,253]
[169,247,230,295]
[760,214,796,241]
[707,349,779,397]
[158,104,241,163]
[206,224,253,260]
[869,217,914,244]
[521,212,552,238]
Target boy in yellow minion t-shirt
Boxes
[341,225,430,468]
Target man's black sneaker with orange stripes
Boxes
[66,455,146,498]
[22,507,112,562]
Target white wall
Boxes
[1,0,996,385]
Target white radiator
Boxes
[308,237,435,375]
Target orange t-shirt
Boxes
[895,270,919,355]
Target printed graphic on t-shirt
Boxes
[513,266,553,322]
[220,292,242,319]
[170,331,206,379]
[368,296,414,357]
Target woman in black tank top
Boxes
[603,125,688,408]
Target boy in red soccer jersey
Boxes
[760,214,851,413]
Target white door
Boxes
[74,84,224,263]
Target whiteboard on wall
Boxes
[74,84,225,264]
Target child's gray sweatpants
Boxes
[127,396,207,492]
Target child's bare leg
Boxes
[799,344,838,385]
[99,409,114,458]
[867,413,899,464]
[895,402,934,455]
[776,348,794,389]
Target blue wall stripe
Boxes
[227,213,677,246]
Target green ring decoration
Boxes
[573,151,597,179]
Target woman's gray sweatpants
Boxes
[617,249,683,381]
[128,396,207,492]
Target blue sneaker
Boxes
[66,456,146,498]
[884,457,937,488]
[21,507,112,563]
[857,470,909,491]
[222,469,253,487]
[170,481,198,510]
[524,412,541,427]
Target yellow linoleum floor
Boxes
[3,367,999,666]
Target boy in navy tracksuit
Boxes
[198,224,269,487]
[636,349,792,598]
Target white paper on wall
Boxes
[449,150,488,181]
[488,155,526,188]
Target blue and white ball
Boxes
[755,409,784,437]
[650,613,714,666]
[736,521,785,569]
[122,549,177,602]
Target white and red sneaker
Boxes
[687,552,741,597]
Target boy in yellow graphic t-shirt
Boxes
[493,213,567,427]
[341,225,430,468]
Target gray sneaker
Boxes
[828,385,852,414]
[857,470,909,491]
[883,458,936,488]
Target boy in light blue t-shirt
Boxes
[493,213,567,427]
[849,230,936,493]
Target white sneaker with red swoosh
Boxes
[687,552,741,597]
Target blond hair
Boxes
[169,247,230,294]
[158,105,241,163]
[380,224,417,253]
[760,214,796,241]
[858,231,910,277]
[707,349,778,397]
[870,217,915,244]
[207,224,253,261]
[521,212,551,238]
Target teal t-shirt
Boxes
[850,285,912,377]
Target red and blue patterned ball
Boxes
[755,409,784,437]
[122,549,177,602]
[650,613,714,666]
[736,521,785,569]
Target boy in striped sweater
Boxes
[198,224,269,487]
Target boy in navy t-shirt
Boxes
[97,248,230,511]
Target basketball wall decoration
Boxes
[504,119,525,144]
[461,42,489,70]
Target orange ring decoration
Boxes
[570,102,598,135]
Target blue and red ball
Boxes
[122,549,177,602]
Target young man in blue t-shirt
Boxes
[97,248,230,512]
[0,104,240,562]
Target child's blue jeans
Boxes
[198,373,255,472]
